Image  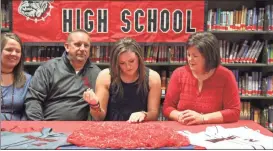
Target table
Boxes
[1,120,272,135]
[1,120,272,149]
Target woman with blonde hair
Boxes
[1,33,32,120]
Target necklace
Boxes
[1,71,13,74]
[1,84,15,120]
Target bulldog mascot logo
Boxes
[18,0,54,23]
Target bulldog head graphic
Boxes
[18,0,54,22]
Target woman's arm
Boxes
[204,70,240,124]
[145,69,162,121]
[220,70,241,123]
[84,69,111,121]
[162,68,182,121]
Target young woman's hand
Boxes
[83,88,99,105]
[127,111,147,123]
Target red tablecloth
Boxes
[1,120,272,136]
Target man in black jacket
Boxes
[24,29,101,120]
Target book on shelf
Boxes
[267,75,273,96]
[219,40,264,64]
[207,5,273,31]
[157,105,167,121]
[1,3,9,29]
[90,46,110,63]
[161,70,167,96]
[169,46,187,63]
[240,101,272,128]
[269,106,273,130]
[90,45,171,63]
[24,46,65,62]
[231,70,273,96]
[23,43,267,65]
[160,70,173,97]
[267,44,273,64]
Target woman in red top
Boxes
[163,32,240,125]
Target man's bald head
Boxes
[66,29,90,43]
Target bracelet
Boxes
[89,100,99,108]
[90,106,101,112]
[178,112,183,122]
[141,111,148,119]
[89,101,101,112]
[89,103,100,108]
[201,114,205,124]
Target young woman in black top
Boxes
[83,37,161,122]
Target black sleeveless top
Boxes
[105,68,150,121]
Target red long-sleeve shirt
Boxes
[163,65,240,123]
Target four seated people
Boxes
[1,31,240,124]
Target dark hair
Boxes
[186,32,220,72]
[109,37,148,98]
[1,32,26,88]
[66,29,90,43]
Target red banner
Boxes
[12,1,204,43]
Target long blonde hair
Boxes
[1,33,26,88]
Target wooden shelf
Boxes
[24,62,44,66]
[240,96,273,100]
[23,42,65,46]
[24,62,110,66]
[24,62,271,68]
[145,62,186,66]
[160,95,273,100]
[22,42,187,46]
[94,63,109,66]
[222,63,268,67]
[95,63,178,67]
[94,62,271,67]
[23,42,115,46]
[24,62,186,67]
[210,31,270,34]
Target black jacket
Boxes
[24,52,101,121]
